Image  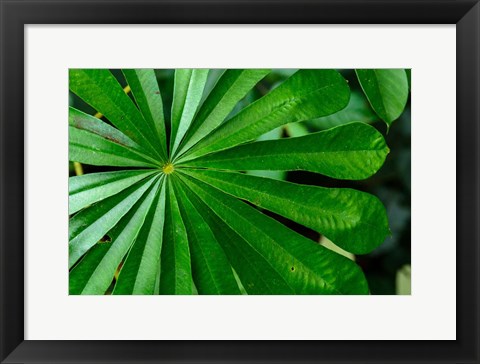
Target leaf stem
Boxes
[73,161,84,176]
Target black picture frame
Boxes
[1,0,478,363]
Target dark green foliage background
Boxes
[69,69,411,295]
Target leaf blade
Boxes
[159,178,193,294]
[69,107,160,168]
[180,69,350,161]
[170,69,209,155]
[68,175,159,268]
[114,178,167,295]
[70,177,162,294]
[69,69,163,160]
[179,173,369,294]
[122,69,168,161]
[177,177,294,294]
[69,170,157,215]
[356,69,409,127]
[181,122,389,180]
[173,178,241,295]
[175,69,270,157]
[182,169,389,254]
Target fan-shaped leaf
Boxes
[356,69,409,127]
[175,69,270,157]
[122,69,168,161]
[69,69,163,159]
[181,122,389,180]
[180,69,350,162]
[69,170,157,214]
[182,169,389,254]
[179,173,369,294]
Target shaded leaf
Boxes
[356,69,409,127]
[308,91,379,130]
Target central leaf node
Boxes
[162,162,175,175]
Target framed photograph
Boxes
[1,0,478,363]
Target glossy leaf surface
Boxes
[179,173,369,294]
[181,122,389,180]
[176,69,270,157]
[174,180,241,294]
[68,68,403,295]
[182,169,389,254]
[181,69,350,161]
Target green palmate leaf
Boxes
[179,69,350,162]
[160,178,193,294]
[175,69,270,157]
[356,69,409,127]
[173,179,241,294]
[170,69,209,155]
[69,175,159,268]
[179,173,369,294]
[69,178,162,295]
[69,170,157,215]
[177,179,294,294]
[122,69,168,161]
[69,69,163,160]
[114,179,166,295]
[69,107,160,168]
[181,122,389,180]
[182,169,389,254]
[308,91,379,130]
